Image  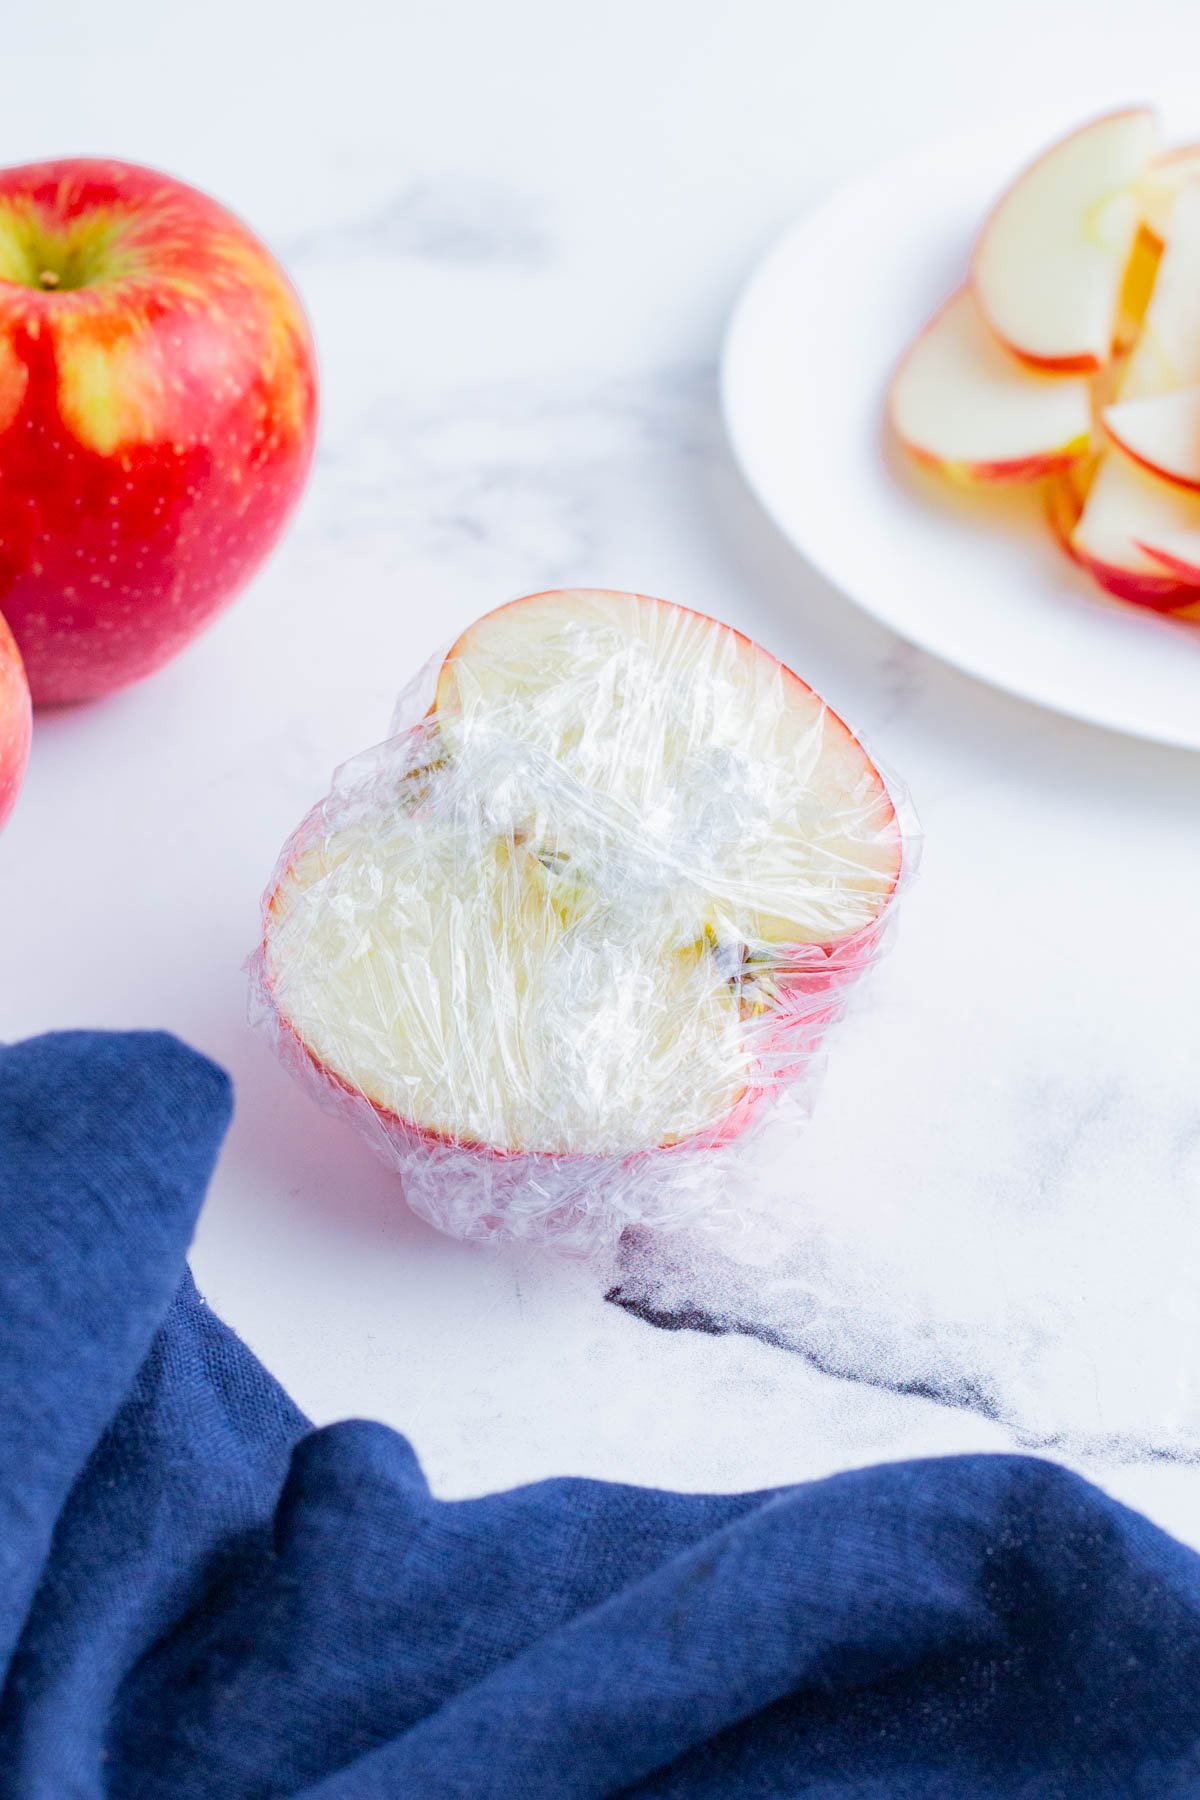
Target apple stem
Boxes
[38,269,60,290]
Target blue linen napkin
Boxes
[1,1028,1198,1798]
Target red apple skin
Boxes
[0,610,30,828]
[981,340,1101,378]
[1100,421,1200,495]
[1104,446,1200,497]
[904,440,1088,486]
[1048,469,1200,617]
[1126,544,1200,620]
[1136,540,1200,582]
[1079,559,1200,613]
[1071,541,1200,613]
[0,158,317,705]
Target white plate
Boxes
[720,113,1200,751]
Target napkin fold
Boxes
[1,1028,1198,1798]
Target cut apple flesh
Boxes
[1070,448,1200,610]
[267,810,750,1154]
[262,590,902,1157]
[1118,184,1200,400]
[889,288,1091,482]
[1134,531,1200,582]
[1045,457,1095,552]
[1112,226,1161,354]
[434,589,901,949]
[1138,144,1200,245]
[972,108,1160,371]
[1103,385,1200,490]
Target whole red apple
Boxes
[0,158,318,705]
[0,610,31,828]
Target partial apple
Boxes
[1138,144,1200,245]
[1112,225,1161,354]
[0,611,31,830]
[1070,448,1200,613]
[888,288,1092,483]
[1137,531,1200,584]
[972,109,1160,372]
[0,158,318,705]
[1103,385,1200,490]
[431,590,903,960]
[1045,458,1096,556]
[1119,184,1200,399]
[256,591,905,1241]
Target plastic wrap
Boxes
[249,588,916,1252]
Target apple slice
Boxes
[1119,184,1200,399]
[1045,457,1097,555]
[888,288,1091,483]
[1102,385,1200,490]
[1137,531,1200,582]
[1112,225,1161,354]
[1070,447,1200,613]
[1138,143,1200,245]
[973,108,1160,372]
[257,591,905,1241]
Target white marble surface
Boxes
[3,0,1200,1545]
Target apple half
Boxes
[972,108,1160,373]
[255,590,906,1244]
[889,288,1092,483]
